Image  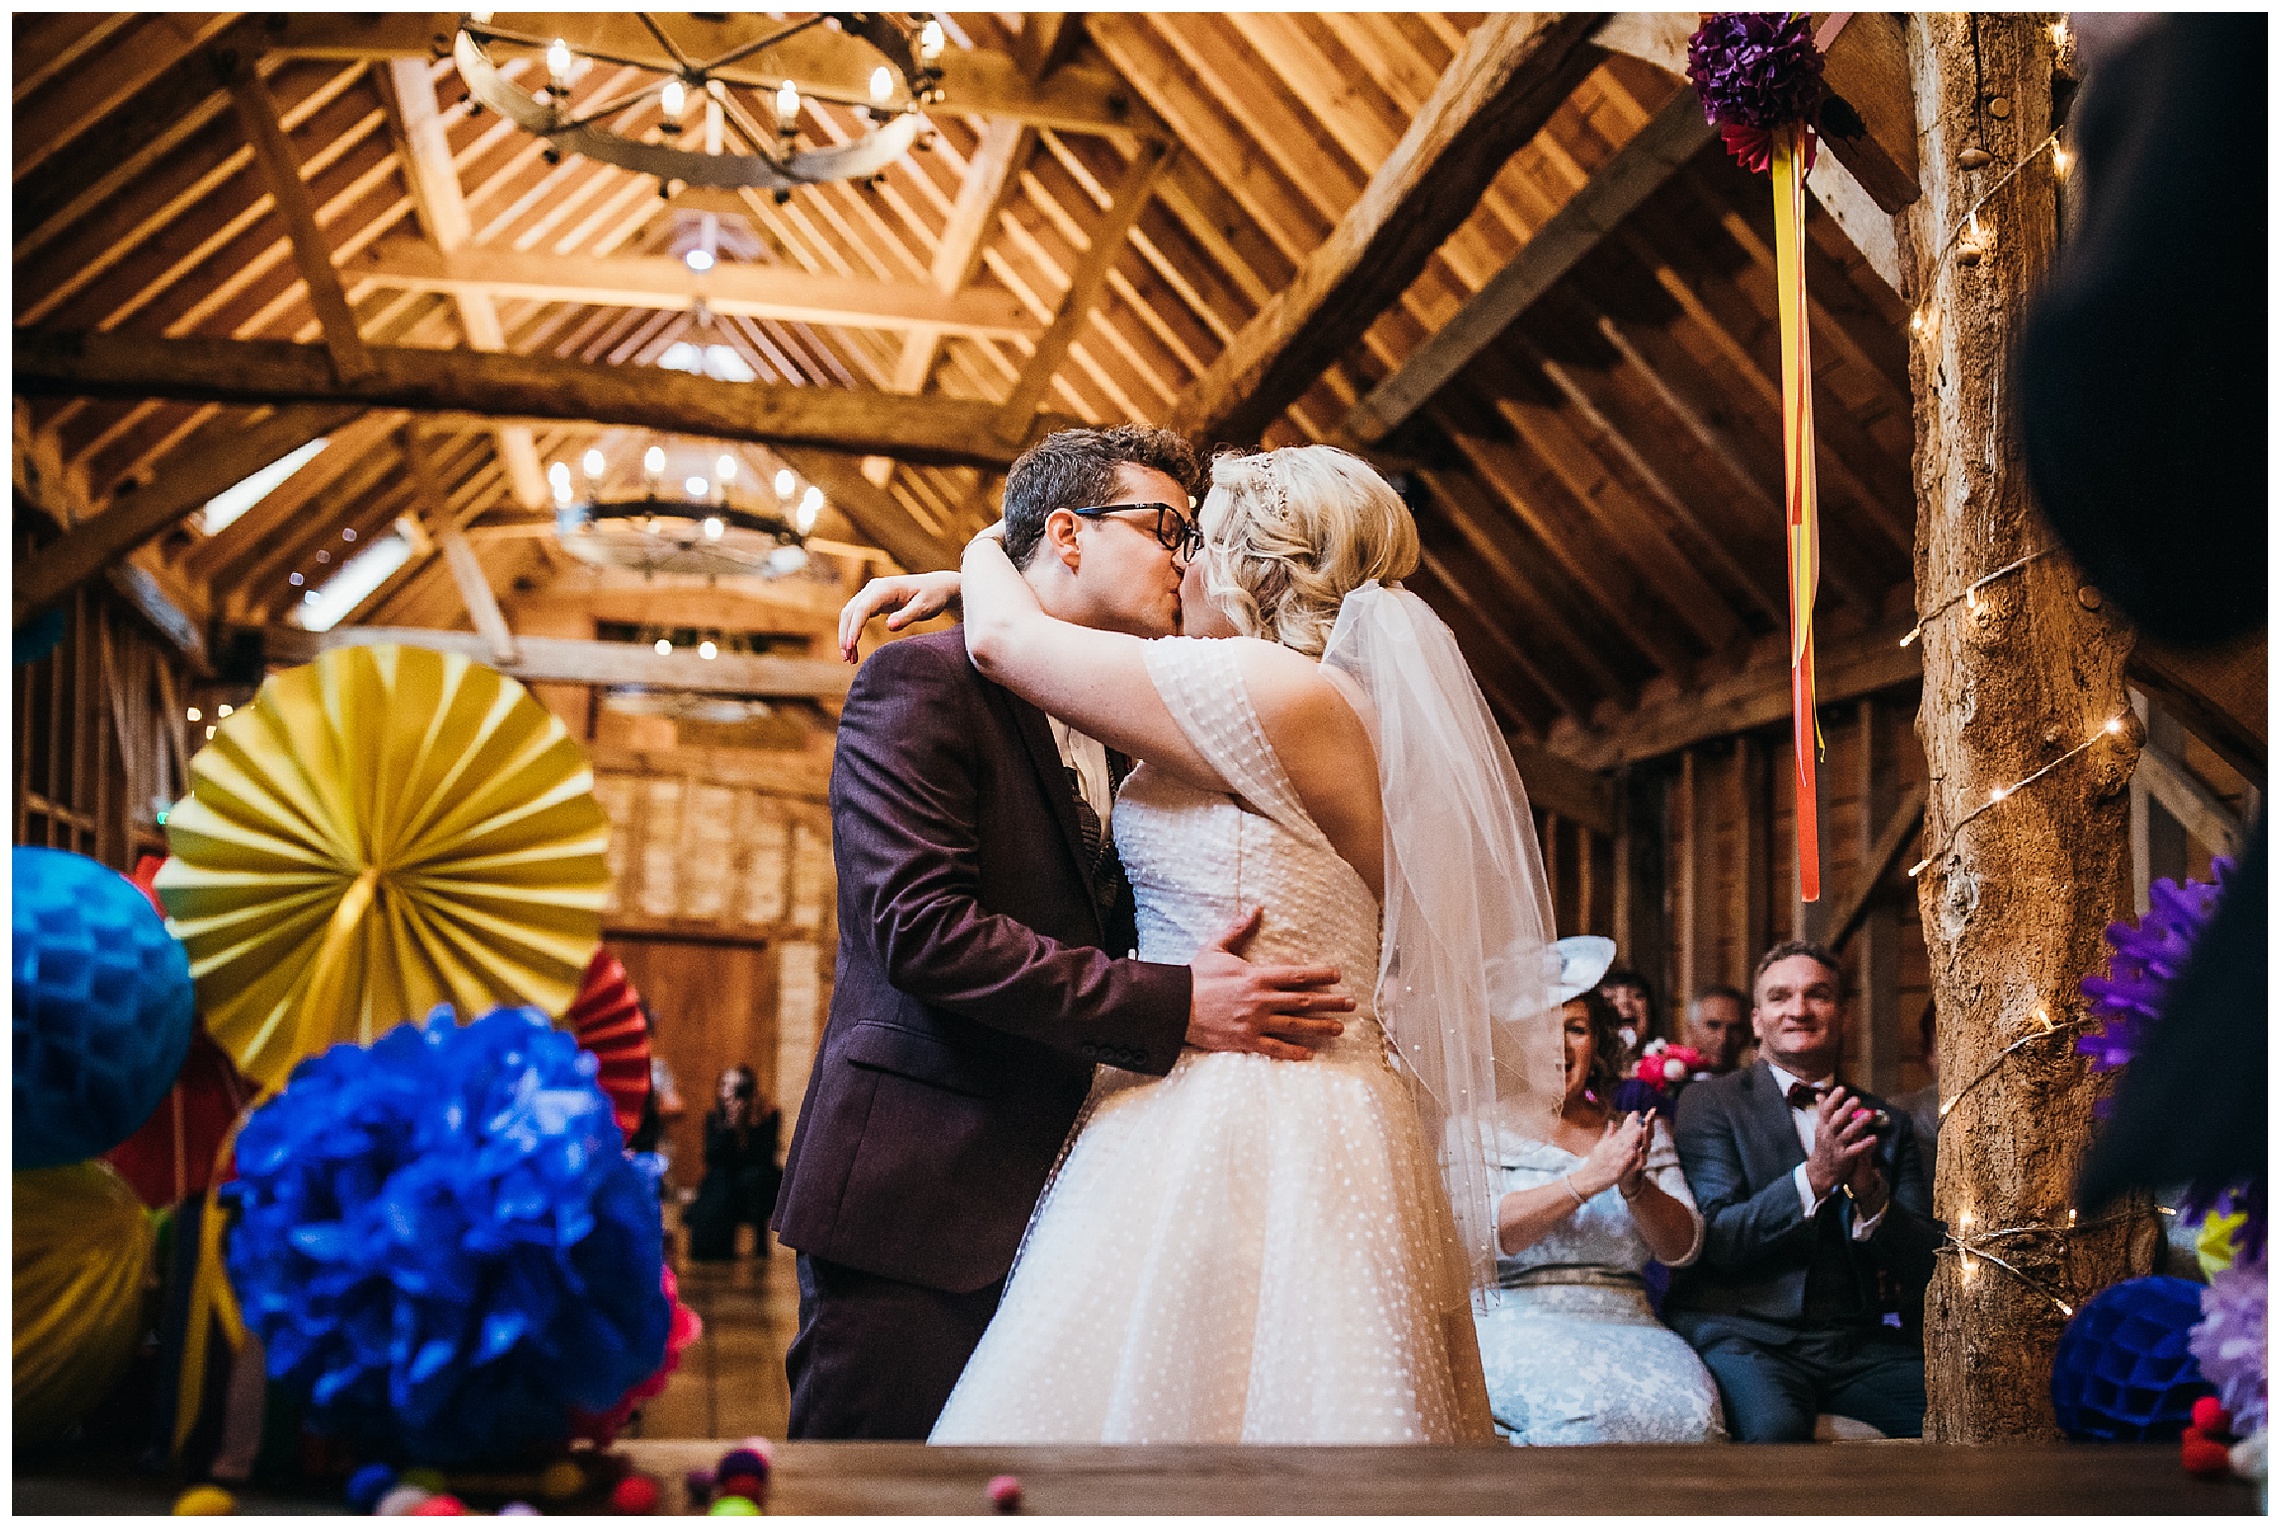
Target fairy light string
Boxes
[1907,714,2129,879]
[1899,547,2055,647]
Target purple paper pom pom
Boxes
[2079,859,2232,1083]
[2191,1246,2268,1436]
[1686,12,1827,130]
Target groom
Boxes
[774,426,1355,1439]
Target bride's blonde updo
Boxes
[1194,444,1420,657]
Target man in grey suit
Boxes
[1665,941,1941,1441]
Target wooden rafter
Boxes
[437,528,520,666]
[15,405,358,623]
[185,409,410,584]
[222,56,374,381]
[1168,13,1604,444]
[347,239,1037,337]
[996,137,1173,434]
[14,13,242,183]
[1342,88,1714,445]
[773,451,959,575]
[14,331,1067,469]
[261,625,856,701]
[379,57,547,513]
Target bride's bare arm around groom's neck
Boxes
[959,536,1386,897]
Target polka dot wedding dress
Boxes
[931,638,1495,1444]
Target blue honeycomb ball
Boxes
[2050,1274,2214,1440]
[12,846,195,1169]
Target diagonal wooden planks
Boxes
[1168,13,1605,445]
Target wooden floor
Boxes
[629,1221,801,1443]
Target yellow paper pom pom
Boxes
[173,1485,238,1515]
[539,1461,586,1501]
[709,1496,761,1516]
[2197,1209,2247,1279]
[15,1162,157,1443]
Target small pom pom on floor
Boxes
[172,1485,237,1515]
[610,1474,661,1514]
[375,1486,434,1516]
[708,1495,760,1516]
[2192,1396,2232,1436]
[407,1495,467,1515]
[347,1463,398,1512]
[540,1461,586,1501]
[988,1474,1023,1512]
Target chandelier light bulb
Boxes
[548,460,572,489]
[870,66,894,104]
[546,37,572,85]
[776,80,801,131]
[218,704,234,718]
[186,707,202,722]
[553,478,574,507]
[644,446,666,477]
[582,448,605,479]
[685,476,709,498]
[702,516,725,540]
[920,18,946,62]
[715,454,738,484]
[654,637,672,655]
[698,640,719,660]
[684,247,714,272]
[775,468,797,498]
[661,77,687,121]
[800,485,825,515]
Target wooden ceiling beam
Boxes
[259,13,1166,141]
[185,409,411,585]
[995,138,1173,433]
[260,624,857,701]
[14,404,358,623]
[1405,553,1559,741]
[1168,13,1606,444]
[213,446,411,619]
[378,57,548,514]
[1341,89,1715,445]
[889,118,1036,399]
[1413,464,1639,714]
[1549,614,1921,771]
[1587,308,1884,616]
[346,237,1036,337]
[15,331,1067,469]
[1411,517,1596,724]
[14,12,241,184]
[1816,12,1920,214]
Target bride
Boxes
[853,445,1563,1444]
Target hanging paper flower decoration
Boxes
[565,949,652,1142]
[224,1005,669,1465]
[2080,860,2233,1082]
[571,1263,702,1446]
[2190,1247,2269,1439]
[1687,11,1829,172]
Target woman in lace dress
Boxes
[1475,986,1726,1444]
[864,445,1564,1444]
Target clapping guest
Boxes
[1664,943,1939,1441]
[1597,967,1658,1057]
[1471,987,1725,1444]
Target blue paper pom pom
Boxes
[12,846,196,1169]
[2051,1275,2214,1440]
[224,1005,670,1465]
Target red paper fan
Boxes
[567,947,651,1140]
[102,1024,258,1209]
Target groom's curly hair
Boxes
[1000,426,1204,570]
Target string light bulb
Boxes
[1907,713,2131,877]
[2052,144,2071,179]
[685,476,709,499]
[644,445,666,478]
[702,516,725,540]
[774,468,797,498]
[775,80,801,134]
[920,18,946,63]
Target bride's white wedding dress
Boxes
[930,636,1496,1444]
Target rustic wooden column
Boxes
[1902,13,2160,1441]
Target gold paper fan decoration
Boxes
[156,644,609,1091]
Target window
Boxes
[196,439,329,535]
[292,534,413,632]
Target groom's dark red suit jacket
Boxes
[773,630,1191,1294]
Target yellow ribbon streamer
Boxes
[1771,123,1825,901]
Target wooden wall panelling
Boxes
[610,935,779,1197]
[1730,732,1771,990]
[1853,696,1904,1098]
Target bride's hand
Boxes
[838,570,965,663]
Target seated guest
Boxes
[1597,966,1659,1057]
[1684,986,1750,1076]
[1472,986,1725,1444]
[1891,1000,1942,1187]
[686,1065,783,1262]
[1666,942,1940,1441]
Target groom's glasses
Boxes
[1065,501,1203,563]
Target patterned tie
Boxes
[1066,766,1127,921]
[1785,1080,1831,1111]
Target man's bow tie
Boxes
[1785,1080,1832,1110]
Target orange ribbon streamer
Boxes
[1771,123,1823,902]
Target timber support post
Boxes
[1903,12,2160,1441]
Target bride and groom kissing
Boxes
[772,425,1569,1443]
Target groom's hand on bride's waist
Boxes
[1184,907,1351,1063]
